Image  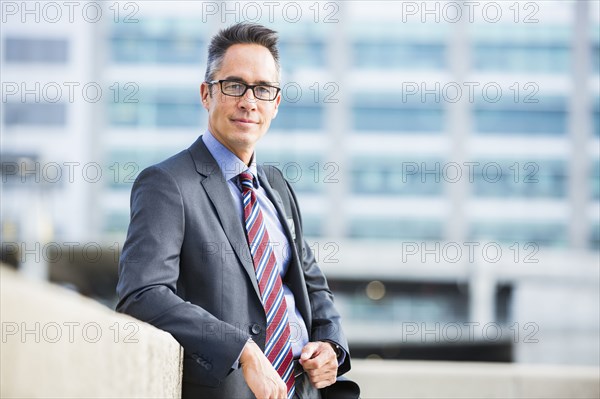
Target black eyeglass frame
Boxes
[207,79,281,101]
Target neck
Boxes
[232,149,253,166]
[206,129,254,165]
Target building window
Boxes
[591,159,600,200]
[470,221,567,247]
[332,281,470,324]
[351,157,444,196]
[103,211,130,236]
[473,44,570,72]
[270,102,323,131]
[155,100,201,127]
[105,149,174,190]
[111,36,204,64]
[109,103,138,127]
[593,97,599,137]
[108,87,203,128]
[110,19,206,64]
[353,93,443,133]
[591,31,599,73]
[3,103,66,126]
[474,97,567,135]
[348,218,443,241]
[260,152,323,193]
[301,216,323,238]
[590,223,600,250]
[280,39,325,68]
[4,38,68,63]
[472,159,567,198]
[353,107,443,133]
[353,41,445,70]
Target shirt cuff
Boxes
[322,340,347,366]
[231,337,253,371]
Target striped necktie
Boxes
[239,171,295,398]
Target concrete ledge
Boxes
[0,266,183,398]
[346,359,600,399]
[3,264,598,398]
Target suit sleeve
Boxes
[115,165,249,387]
[284,179,352,376]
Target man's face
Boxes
[201,43,281,164]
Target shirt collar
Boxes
[202,129,259,187]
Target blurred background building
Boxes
[2,0,599,366]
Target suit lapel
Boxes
[257,166,312,329]
[189,138,261,300]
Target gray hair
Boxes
[204,22,281,83]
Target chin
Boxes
[231,131,259,146]
[236,126,265,139]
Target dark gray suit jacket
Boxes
[116,136,350,398]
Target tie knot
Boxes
[239,171,254,190]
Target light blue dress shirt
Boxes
[202,130,309,358]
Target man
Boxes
[116,23,351,399]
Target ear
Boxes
[200,82,210,110]
[271,92,282,119]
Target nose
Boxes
[238,87,257,111]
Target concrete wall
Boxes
[0,266,183,398]
[347,359,600,399]
[2,264,598,398]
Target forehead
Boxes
[216,43,279,83]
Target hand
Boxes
[299,341,338,389]
[239,340,288,399]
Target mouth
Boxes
[231,118,258,125]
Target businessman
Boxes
[116,23,351,399]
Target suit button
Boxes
[250,323,261,335]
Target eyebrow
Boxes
[223,75,278,86]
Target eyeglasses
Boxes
[207,79,281,101]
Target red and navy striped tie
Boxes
[240,171,295,398]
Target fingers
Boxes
[306,360,337,389]
[300,341,337,370]
[304,354,335,374]
[313,378,336,389]
[299,341,339,389]
[300,341,319,361]
[240,341,288,399]
[246,366,287,399]
[302,352,334,370]
[305,360,335,378]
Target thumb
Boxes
[300,342,318,361]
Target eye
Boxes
[228,82,244,90]
[257,86,275,97]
